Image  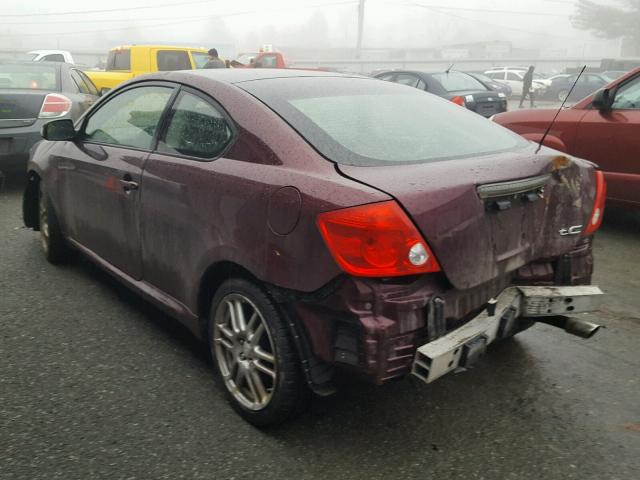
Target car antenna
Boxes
[445,63,454,74]
[536,65,587,154]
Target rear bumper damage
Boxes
[286,239,597,387]
[412,285,603,384]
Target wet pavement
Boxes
[1,180,639,479]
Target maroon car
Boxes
[23,69,605,426]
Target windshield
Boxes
[431,72,487,92]
[0,63,58,90]
[191,51,209,69]
[241,76,526,167]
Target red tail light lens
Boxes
[583,170,606,236]
[450,96,465,106]
[39,93,72,119]
[316,201,441,277]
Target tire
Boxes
[208,278,308,426]
[558,90,569,102]
[38,182,72,264]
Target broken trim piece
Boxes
[476,174,550,199]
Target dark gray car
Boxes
[375,70,508,117]
[0,61,99,178]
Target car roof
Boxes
[161,68,368,84]
[0,60,64,68]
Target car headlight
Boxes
[498,92,506,98]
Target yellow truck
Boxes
[85,45,210,93]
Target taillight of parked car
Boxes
[39,93,72,119]
[583,170,606,236]
[316,200,441,277]
[450,96,465,106]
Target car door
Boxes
[140,87,234,305]
[505,71,523,93]
[57,83,175,279]
[573,74,640,206]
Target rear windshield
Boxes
[240,77,526,166]
[431,72,487,92]
[0,63,58,90]
[107,49,131,71]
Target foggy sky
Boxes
[1,0,622,57]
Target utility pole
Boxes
[356,0,365,59]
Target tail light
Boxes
[450,96,465,106]
[316,200,441,277]
[38,93,72,119]
[583,170,606,236]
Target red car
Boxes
[23,69,604,425]
[493,67,640,208]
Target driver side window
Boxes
[83,86,173,150]
[611,76,640,109]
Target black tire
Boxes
[38,182,72,264]
[208,278,308,426]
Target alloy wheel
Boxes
[213,293,277,410]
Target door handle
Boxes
[119,178,139,191]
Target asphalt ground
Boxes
[1,178,639,480]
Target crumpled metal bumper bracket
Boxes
[412,285,604,384]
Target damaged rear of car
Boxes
[241,76,605,387]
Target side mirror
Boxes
[591,88,612,111]
[41,119,76,141]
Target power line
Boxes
[0,1,358,36]
[407,2,571,18]
[404,2,577,40]
[2,0,221,17]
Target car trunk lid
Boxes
[0,90,46,128]
[337,149,596,290]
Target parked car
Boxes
[493,67,640,208]
[484,68,547,97]
[544,72,609,102]
[84,45,211,94]
[375,70,507,117]
[23,69,605,426]
[24,50,75,64]
[0,61,99,177]
[466,72,512,97]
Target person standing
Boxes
[519,65,536,108]
[203,48,226,69]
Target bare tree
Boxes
[573,0,640,52]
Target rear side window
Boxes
[83,86,173,150]
[394,74,421,88]
[77,70,99,96]
[107,49,131,70]
[191,51,209,69]
[70,70,91,94]
[41,54,65,62]
[157,51,191,71]
[157,91,232,159]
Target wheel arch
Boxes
[196,260,336,396]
